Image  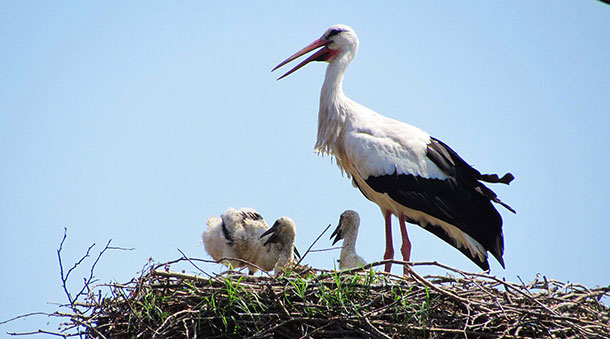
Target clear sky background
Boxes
[1,1,609,336]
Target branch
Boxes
[0,313,50,326]
[176,248,213,278]
[72,239,113,304]
[7,329,81,338]
[295,223,332,267]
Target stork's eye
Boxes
[326,29,343,39]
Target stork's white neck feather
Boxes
[315,49,356,157]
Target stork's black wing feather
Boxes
[428,137,515,213]
[364,137,514,269]
[365,173,504,270]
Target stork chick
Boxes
[260,216,297,275]
[330,210,367,270]
[203,207,281,274]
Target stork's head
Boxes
[330,210,360,245]
[272,24,359,80]
[260,216,297,247]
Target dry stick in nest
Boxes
[57,228,134,311]
[158,256,275,279]
[7,329,75,338]
[9,227,610,339]
[419,261,596,316]
[152,309,199,338]
[295,319,338,339]
[152,262,475,336]
[362,317,392,339]
[421,264,609,338]
[151,257,608,324]
[323,259,608,338]
[294,223,332,267]
[177,248,214,278]
[103,263,610,338]
[313,258,484,313]
[6,228,130,338]
[417,261,561,316]
[152,269,211,283]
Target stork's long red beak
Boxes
[272,38,331,80]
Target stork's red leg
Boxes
[383,209,394,272]
[399,213,412,276]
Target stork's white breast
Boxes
[341,103,449,180]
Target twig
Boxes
[0,313,51,326]
[363,317,392,339]
[57,227,89,307]
[296,319,337,339]
[11,243,610,339]
[176,248,213,278]
[307,246,341,253]
[151,270,210,283]
[7,329,79,338]
[294,223,332,267]
[152,309,199,338]
[73,239,112,304]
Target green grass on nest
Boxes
[74,259,610,338]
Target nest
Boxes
[74,259,608,339]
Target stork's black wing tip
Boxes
[478,260,491,272]
[501,173,515,185]
[496,256,506,269]
[480,172,515,185]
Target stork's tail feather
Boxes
[479,173,515,213]
[480,172,514,185]
[493,197,516,214]
[476,183,517,214]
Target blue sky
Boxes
[1,1,609,335]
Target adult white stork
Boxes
[272,24,515,273]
